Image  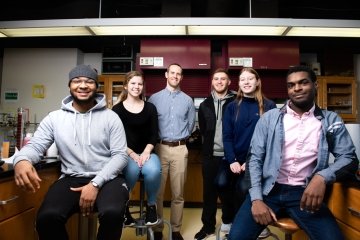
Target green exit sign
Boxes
[4,91,18,101]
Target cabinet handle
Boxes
[348,207,360,218]
[0,195,19,205]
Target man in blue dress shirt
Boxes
[148,63,196,240]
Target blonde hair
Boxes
[114,71,145,104]
[236,67,266,116]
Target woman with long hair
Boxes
[221,67,276,237]
[112,71,161,226]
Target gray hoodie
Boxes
[13,94,128,188]
[212,90,236,156]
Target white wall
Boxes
[0,48,102,123]
[84,53,102,74]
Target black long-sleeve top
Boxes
[112,101,158,153]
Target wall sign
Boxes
[4,90,19,102]
[32,84,45,98]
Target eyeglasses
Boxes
[71,78,96,86]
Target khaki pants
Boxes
[154,144,188,232]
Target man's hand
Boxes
[71,183,99,216]
[300,174,326,213]
[251,200,277,225]
[14,160,42,193]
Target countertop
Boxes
[0,158,60,179]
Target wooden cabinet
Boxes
[317,76,357,122]
[0,208,36,240]
[136,38,212,97]
[228,39,299,70]
[139,39,211,69]
[0,166,65,240]
[98,74,125,108]
[328,182,360,240]
[0,166,78,240]
[293,182,360,240]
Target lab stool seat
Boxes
[270,217,301,240]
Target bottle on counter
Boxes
[2,141,10,158]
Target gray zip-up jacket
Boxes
[13,94,128,188]
[248,102,359,201]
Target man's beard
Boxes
[290,96,314,110]
[70,91,96,105]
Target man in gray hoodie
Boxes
[13,64,129,240]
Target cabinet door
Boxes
[317,76,357,122]
[327,183,360,240]
[316,76,324,108]
[228,39,299,69]
[0,208,36,240]
[98,75,125,108]
[0,177,34,222]
[139,39,211,69]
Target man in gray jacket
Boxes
[13,64,129,240]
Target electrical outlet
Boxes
[229,57,243,66]
[139,57,154,66]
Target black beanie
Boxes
[68,64,98,87]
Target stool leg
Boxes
[162,219,172,240]
[147,227,154,240]
[140,178,145,219]
[78,214,88,240]
[285,233,292,240]
[216,225,221,240]
[88,215,98,240]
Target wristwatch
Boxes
[91,181,99,189]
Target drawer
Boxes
[337,219,360,240]
[0,178,35,221]
[329,183,360,230]
[0,208,36,240]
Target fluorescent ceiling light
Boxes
[90,26,186,35]
[0,18,359,37]
[287,27,360,37]
[1,27,92,37]
[188,26,288,36]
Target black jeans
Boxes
[36,176,129,240]
[201,156,239,233]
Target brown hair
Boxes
[115,71,145,104]
[236,67,266,116]
[167,63,183,75]
[212,68,229,79]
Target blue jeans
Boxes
[124,153,161,205]
[228,183,344,240]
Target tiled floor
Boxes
[120,207,285,240]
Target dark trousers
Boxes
[36,176,129,240]
[201,156,240,233]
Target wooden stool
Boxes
[271,217,301,240]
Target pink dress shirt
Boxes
[276,104,321,186]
